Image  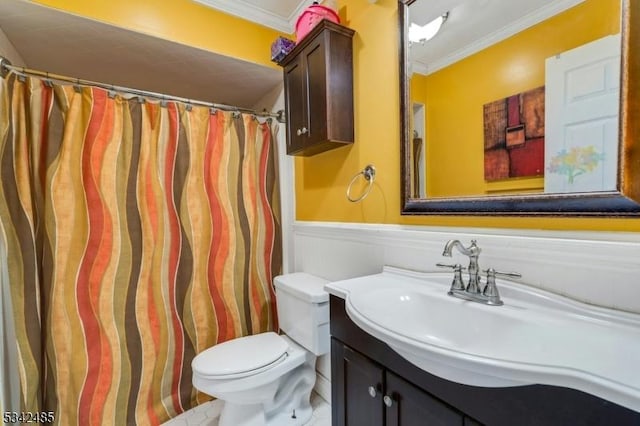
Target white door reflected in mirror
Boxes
[544,34,621,194]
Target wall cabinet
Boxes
[280,20,354,156]
[329,296,640,426]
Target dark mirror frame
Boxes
[399,0,640,216]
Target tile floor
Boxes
[162,392,330,426]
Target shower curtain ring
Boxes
[43,72,53,88]
[0,57,11,78]
[346,164,376,203]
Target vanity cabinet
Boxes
[332,341,383,425]
[332,337,467,426]
[329,295,640,426]
[279,20,354,156]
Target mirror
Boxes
[400,0,640,215]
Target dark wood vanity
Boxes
[330,296,640,426]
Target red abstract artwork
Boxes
[483,86,545,181]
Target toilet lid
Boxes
[192,332,289,378]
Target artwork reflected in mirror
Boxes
[483,86,545,184]
[407,0,622,199]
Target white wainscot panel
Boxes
[293,222,640,314]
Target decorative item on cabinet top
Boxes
[295,1,340,42]
[278,19,355,156]
[270,37,296,65]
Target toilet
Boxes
[191,273,329,426]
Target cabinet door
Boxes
[283,54,306,154]
[303,36,328,146]
[331,338,384,426]
[385,372,464,426]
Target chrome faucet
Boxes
[442,239,482,293]
[438,239,521,306]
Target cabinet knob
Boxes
[368,386,377,398]
[383,395,394,407]
[296,127,308,136]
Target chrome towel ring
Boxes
[346,165,376,203]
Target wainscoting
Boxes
[291,221,640,399]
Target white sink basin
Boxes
[325,266,640,412]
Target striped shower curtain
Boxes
[0,71,281,425]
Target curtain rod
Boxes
[0,56,285,123]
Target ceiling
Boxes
[0,0,287,109]
[193,0,312,33]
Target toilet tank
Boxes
[274,273,329,356]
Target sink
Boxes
[325,266,640,412]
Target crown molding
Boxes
[424,0,584,74]
[192,0,311,34]
[289,0,314,29]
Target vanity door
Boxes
[331,338,384,426]
[332,335,468,426]
[385,372,463,426]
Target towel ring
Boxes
[346,165,376,203]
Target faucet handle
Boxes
[482,268,503,306]
[482,269,522,280]
[482,269,521,306]
[436,263,466,270]
[437,263,466,293]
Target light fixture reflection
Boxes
[409,12,449,44]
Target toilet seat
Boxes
[192,332,290,380]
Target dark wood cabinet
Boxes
[330,295,640,426]
[280,20,354,156]
[332,336,464,426]
[385,371,464,426]
[332,340,384,426]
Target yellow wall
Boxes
[295,0,401,224]
[295,0,640,231]
[413,0,618,198]
[29,0,284,69]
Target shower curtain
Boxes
[0,71,282,425]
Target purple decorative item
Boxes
[271,37,296,64]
